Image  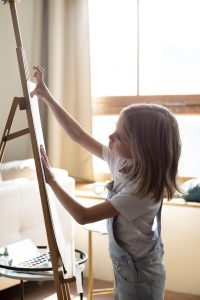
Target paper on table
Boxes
[0,239,40,266]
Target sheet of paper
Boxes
[0,239,40,265]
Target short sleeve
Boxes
[110,185,160,222]
[102,145,126,178]
[102,145,115,170]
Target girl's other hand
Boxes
[40,145,55,185]
[30,66,50,100]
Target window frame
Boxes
[93,95,200,115]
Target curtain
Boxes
[31,0,49,147]
[32,0,94,182]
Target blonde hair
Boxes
[122,103,181,202]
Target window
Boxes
[88,0,137,97]
[88,0,200,179]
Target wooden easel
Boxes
[0,1,75,299]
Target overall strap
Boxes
[106,180,129,195]
[157,199,163,237]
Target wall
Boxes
[74,202,200,296]
[0,1,35,161]
[162,204,200,295]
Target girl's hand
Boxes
[30,66,50,100]
[40,145,55,185]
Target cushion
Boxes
[0,178,29,188]
[52,167,68,179]
[178,178,200,202]
[0,159,36,181]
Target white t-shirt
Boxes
[102,145,162,258]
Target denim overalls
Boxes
[106,180,166,300]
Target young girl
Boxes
[31,65,181,300]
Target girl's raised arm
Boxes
[31,66,103,159]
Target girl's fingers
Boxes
[38,66,45,73]
[32,66,45,81]
[33,65,45,76]
[30,89,35,97]
[33,72,41,78]
[41,153,47,166]
[40,144,45,153]
[39,145,54,184]
[40,147,47,161]
[40,145,50,167]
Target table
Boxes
[0,245,87,300]
[83,220,114,300]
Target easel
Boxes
[0,1,75,299]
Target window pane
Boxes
[177,115,200,177]
[92,115,200,178]
[140,0,200,95]
[88,0,138,96]
[92,115,118,174]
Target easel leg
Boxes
[61,282,71,300]
[0,98,19,161]
[88,230,93,300]
[0,97,29,162]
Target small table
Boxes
[83,220,114,300]
[0,246,87,300]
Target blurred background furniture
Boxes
[0,158,75,292]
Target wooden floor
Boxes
[0,278,200,300]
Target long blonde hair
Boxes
[122,103,181,201]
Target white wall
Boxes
[0,1,35,161]
[74,223,114,281]
[162,204,200,295]
[74,203,200,296]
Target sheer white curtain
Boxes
[32,0,94,181]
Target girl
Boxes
[31,65,181,300]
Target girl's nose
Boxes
[109,133,114,141]
[109,132,115,142]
